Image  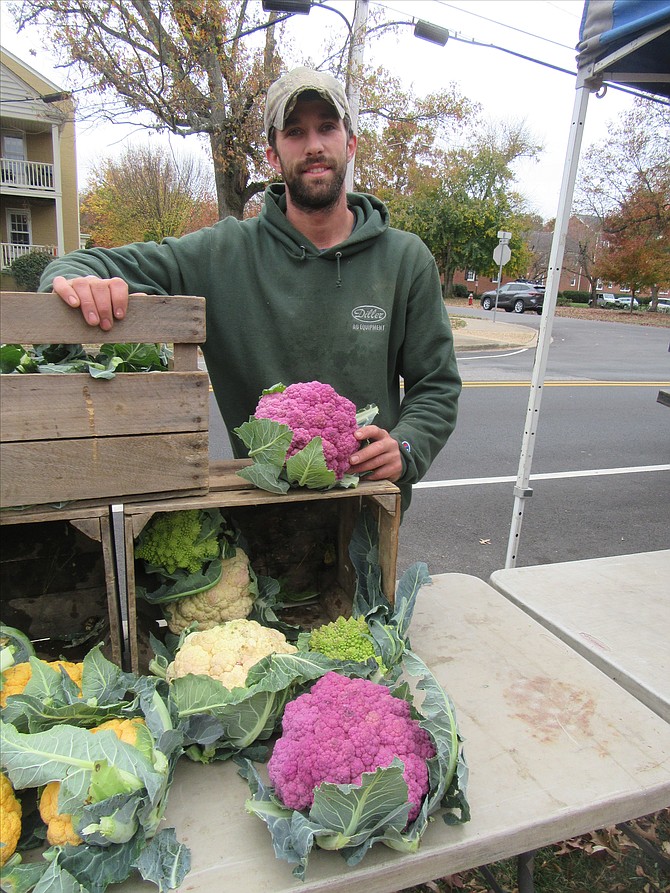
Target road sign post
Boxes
[492,231,512,323]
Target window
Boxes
[1,132,27,185]
[570,275,577,286]
[491,273,499,283]
[596,278,603,290]
[466,270,476,282]
[7,210,31,246]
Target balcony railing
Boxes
[1,243,57,268]
[1,158,55,191]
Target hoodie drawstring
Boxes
[335,251,342,288]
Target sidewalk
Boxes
[451,313,538,351]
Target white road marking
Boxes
[414,465,670,489]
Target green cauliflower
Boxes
[307,616,381,666]
[162,548,255,634]
[135,509,222,574]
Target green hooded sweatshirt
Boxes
[40,185,462,512]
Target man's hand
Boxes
[348,425,403,482]
[52,275,130,332]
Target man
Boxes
[43,67,462,513]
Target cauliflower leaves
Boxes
[233,381,378,494]
[242,651,470,880]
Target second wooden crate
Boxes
[123,460,401,672]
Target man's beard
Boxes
[280,154,348,212]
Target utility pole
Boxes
[345,0,369,192]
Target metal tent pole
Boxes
[504,81,592,568]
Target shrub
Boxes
[560,290,591,303]
[451,283,469,299]
[9,251,54,292]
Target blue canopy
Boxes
[577,0,670,98]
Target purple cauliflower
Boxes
[254,381,358,481]
[267,672,436,822]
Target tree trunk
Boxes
[209,132,249,220]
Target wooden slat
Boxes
[0,292,205,343]
[1,372,209,442]
[99,512,124,667]
[1,433,208,508]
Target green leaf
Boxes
[285,438,336,489]
[0,853,48,893]
[260,382,287,395]
[236,463,289,494]
[53,832,145,893]
[233,418,293,464]
[0,721,160,801]
[137,557,223,604]
[309,761,411,849]
[133,828,192,893]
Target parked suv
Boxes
[480,281,545,314]
[589,292,639,309]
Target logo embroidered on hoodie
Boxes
[352,305,387,331]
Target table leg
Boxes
[518,850,535,893]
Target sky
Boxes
[0,0,641,220]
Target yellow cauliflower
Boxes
[0,660,83,707]
[165,619,297,690]
[39,781,83,847]
[90,716,147,745]
[38,717,150,847]
[1,772,22,867]
[162,548,255,635]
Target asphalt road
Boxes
[208,312,670,582]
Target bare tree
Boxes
[80,143,218,246]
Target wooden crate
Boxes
[0,291,209,510]
[123,460,401,672]
[0,503,123,667]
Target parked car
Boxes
[589,292,618,307]
[589,292,640,309]
[480,282,545,314]
[653,298,670,313]
[614,296,640,309]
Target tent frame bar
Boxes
[504,82,592,569]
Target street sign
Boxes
[493,243,511,266]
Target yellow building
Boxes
[0,46,79,286]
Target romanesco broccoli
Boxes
[135,508,223,574]
[308,615,378,664]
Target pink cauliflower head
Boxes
[254,381,359,480]
[267,672,436,822]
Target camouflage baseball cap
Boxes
[264,67,351,134]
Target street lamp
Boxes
[413,20,449,47]
[261,0,311,12]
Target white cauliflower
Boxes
[163,548,255,634]
[165,619,297,690]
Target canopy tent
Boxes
[505,0,670,567]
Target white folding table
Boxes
[116,572,670,893]
[489,550,670,723]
